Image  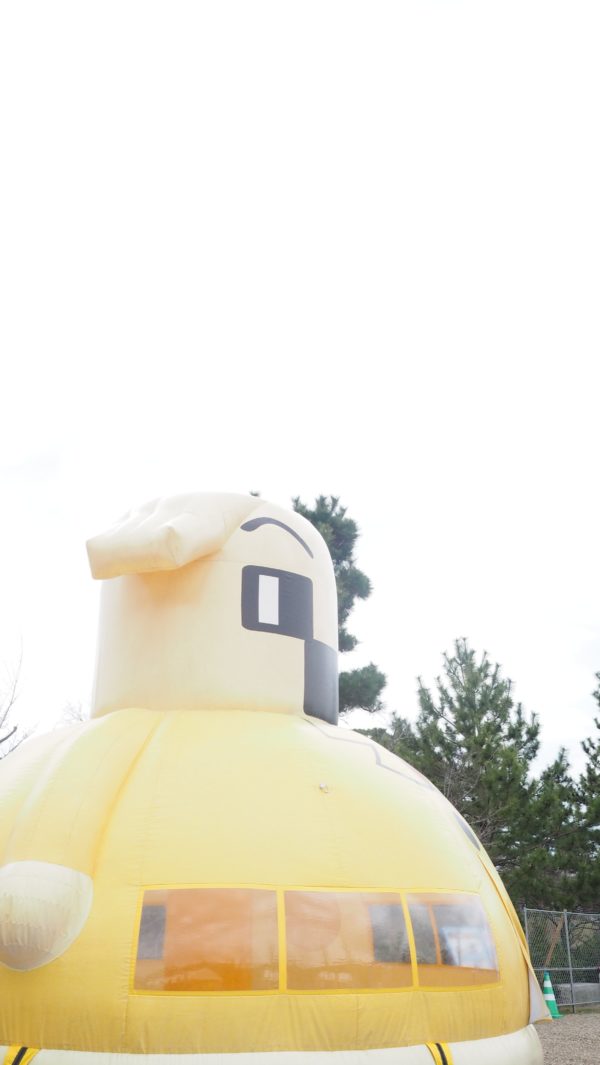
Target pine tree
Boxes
[512,749,587,909]
[365,713,420,762]
[368,639,590,909]
[578,673,600,908]
[409,639,539,866]
[580,673,600,818]
[292,496,386,715]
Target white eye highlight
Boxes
[258,574,279,625]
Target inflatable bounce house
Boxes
[0,493,546,1063]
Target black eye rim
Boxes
[240,518,314,558]
[241,565,314,640]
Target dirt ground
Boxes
[537,1012,600,1064]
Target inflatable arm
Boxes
[0,711,159,970]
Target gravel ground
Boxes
[537,1013,600,1064]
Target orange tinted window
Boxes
[134,888,278,992]
[285,891,412,990]
[407,894,498,987]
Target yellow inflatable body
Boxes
[0,494,546,1064]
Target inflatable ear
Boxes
[87,493,259,578]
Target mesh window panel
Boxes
[134,888,279,992]
[285,891,412,990]
[408,902,438,965]
[370,904,412,963]
[407,893,499,988]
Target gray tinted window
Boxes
[408,902,437,964]
[137,904,166,960]
[369,904,410,963]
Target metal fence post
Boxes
[563,910,576,1014]
[523,906,529,945]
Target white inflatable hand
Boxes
[0,861,92,971]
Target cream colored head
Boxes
[87,493,339,722]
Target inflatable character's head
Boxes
[87,493,339,724]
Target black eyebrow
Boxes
[240,517,314,558]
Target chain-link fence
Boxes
[524,907,600,1012]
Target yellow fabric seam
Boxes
[478,852,546,1015]
[91,713,166,875]
[3,726,80,861]
[400,893,419,989]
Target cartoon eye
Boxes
[241,566,313,640]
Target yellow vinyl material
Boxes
[0,1025,543,1063]
[0,493,545,1059]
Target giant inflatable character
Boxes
[0,493,546,1064]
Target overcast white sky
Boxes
[1,2,598,774]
